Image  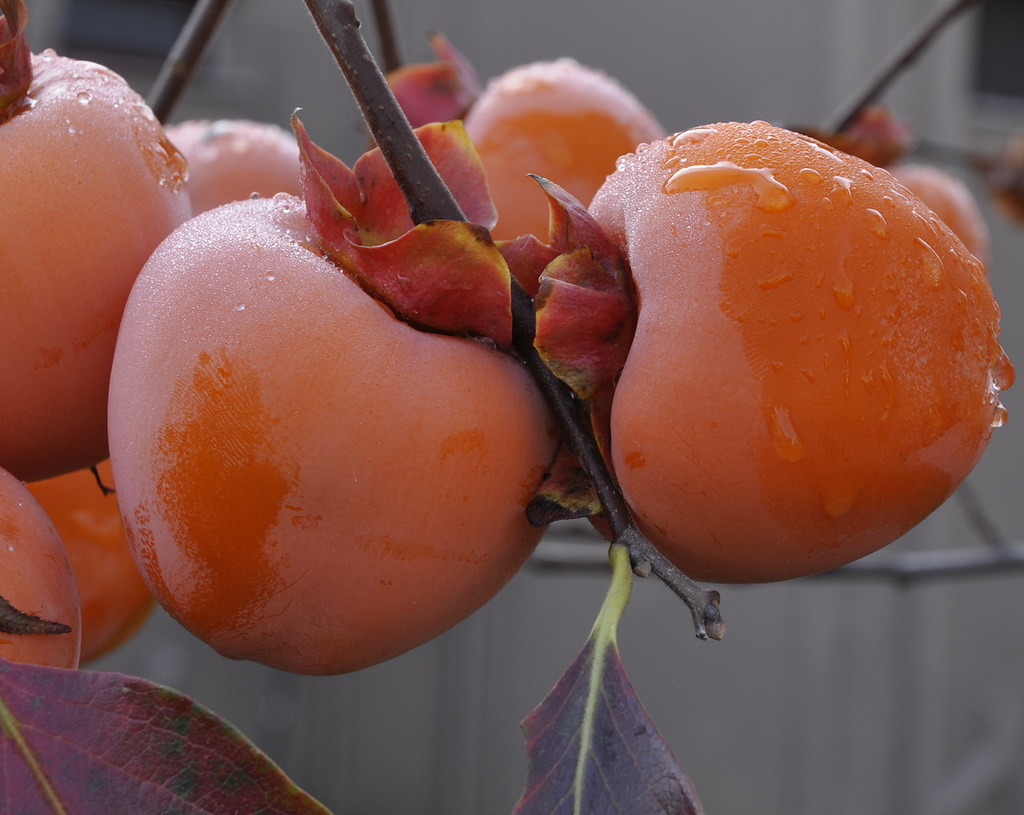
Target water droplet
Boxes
[663,160,794,213]
[765,405,805,462]
[234,304,246,311]
[832,268,856,310]
[799,167,824,185]
[916,237,943,288]
[759,272,793,290]
[866,208,888,239]
[991,352,1015,392]
[820,479,859,517]
[991,404,1009,429]
[76,91,92,105]
[265,275,276,282]
[832,175,854,204]
[670,127,717,149]
[67,124,78,135]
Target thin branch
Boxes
[825,0,986,134]
[300,0,724,640]
[369,0,402,73]
[147,0,235,123]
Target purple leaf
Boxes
[514,547,705,815]
[0,657,329,814]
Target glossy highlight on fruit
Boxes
[590,120,1013,583]
[27,460,153,663]
[108,196,558,675]
[0,49,192,481]
[464,58,665,241]
[0,465,80,668]
[166,119,301,214]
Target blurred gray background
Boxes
[23,0,1024,812]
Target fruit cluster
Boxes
[0,0,1014,676]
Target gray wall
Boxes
[25,1,1024,812]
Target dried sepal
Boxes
[386,32,482,129]
[0,0,31,117]
[527,443,600,526]
[797,106,915,168]
[293,113,510,344]
[346,219,513,345]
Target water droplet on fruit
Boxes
[916,237,943,288]
[991,404,1009,429]
[832,176,854,204]
[765,405,805,462]
[670,127,716,148]
[76,91,92,106]
[67,124,79,135]
[799,167,824,185]
[832,267,856,310]
[265,275,276,282]
[819,480,859,518]
[988,351,1015,428]
[758,272,793,290]
[866,208,888,239]
[663,161,794,212]
[234,304,246,312]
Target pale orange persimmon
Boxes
[0,465,80,668]
[166,119,301,214]
[108,196,558,675]
[27,460,154,663]
[464,58,665,241]
[590,120,1013,583]
[0,50,192,482]
[890,162,990,264]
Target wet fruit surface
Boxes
[108,196,558,674]
[590,120,1013,583]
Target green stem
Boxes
[574,543,633,815]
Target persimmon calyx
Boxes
[0,594,72,636]
[386,31,482,129]
[523,177,638,523]
[796,106,915,168]
[0,0,31,117]
[293,113,513,345]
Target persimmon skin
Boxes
[108,196,558,675]
[890,162,990,264]
[0,51,192,482]
[0,466,81,668]
[590,121,1012,583]
[464,58,665,241]
[166,119,301,215]
[27,461,153,664]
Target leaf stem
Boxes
[0,691,70,814]
[301,0,723,639]
[824,0,985,134]
[146,0,235,123]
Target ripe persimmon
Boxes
[107,196,558,675]
[27,461,154,663]
[464,58,665,241]
[0,465,80,668]
[890,162,990,264]
[166,119,301,214]
[590,120,1013,583]
[0,14,192,481]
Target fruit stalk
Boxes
[301,0,723,640]
[825,0,984,134]
[147,0,235,123]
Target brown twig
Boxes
[300,0,724,640]
[369,0,402,73]
[825,0,986,134]
[147,0,235,123]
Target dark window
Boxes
[974,0,1024,100]
[59,0,197,61]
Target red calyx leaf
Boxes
[387,32,482,128]
[527,442,600,525]
[294,114,510,343]
[0,0,32,117]
[0,657,329,814]
[514,633,705,815]
[531,176,636,464]
[797,106,915,168]
[497,233,560,298]
[347,219,513,345]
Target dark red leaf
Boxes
[497,234,560,298]
[386,33,482,129]
[346,219,513,345]
[0,0,32,116]
[514,632,705,815]
[0,657,329,814]
[526,442,600,526]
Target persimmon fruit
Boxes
[108,196,558,675]
[27,461,154,663]
[890,162,990,264]
[166,119,301,214]
[0,466,80,668]
[590,120,1013,583]
[0,41,192,481]
[464,58,665,241]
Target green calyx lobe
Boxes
[293,113,514,347]
[0,0,32,119]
